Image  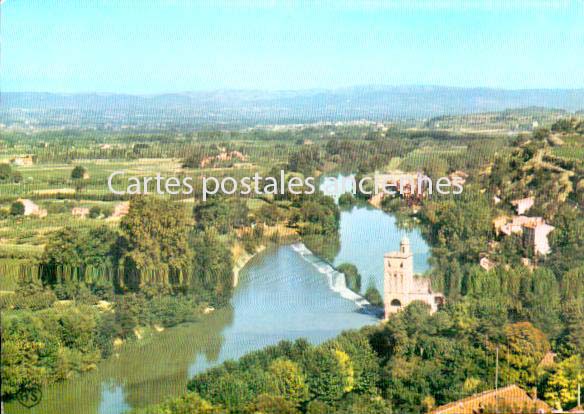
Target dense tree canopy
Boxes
[117,197,193,290]
[70,165,88,180]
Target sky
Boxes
[2,0,584,94]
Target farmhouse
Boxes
[10,155,34,166]
[17,199,47,218]
[495,215,554,256]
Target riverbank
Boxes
[6,199,431,414]
[232,243,266,287]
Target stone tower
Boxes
[384,236,414,316]
[384,236,443,318]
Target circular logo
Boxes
[16,385,43,409]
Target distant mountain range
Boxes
[2,86,584,129]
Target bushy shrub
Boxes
[10,201,25,216]
[364,284,383,307]
[337,263,361,293]
[1,304,103,399]
[89,206,101,218]
[338,193,356,207]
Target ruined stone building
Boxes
[384,236,444,318]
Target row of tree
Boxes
[1,196,237,400]
[136,300,583,414]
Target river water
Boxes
[6,193,429,414]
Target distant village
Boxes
[374,171,555,272]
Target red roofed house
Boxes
[430,385,552,414]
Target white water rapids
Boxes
[290,242,371,308]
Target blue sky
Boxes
[2,0,584,93]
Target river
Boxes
[6,190,429,414]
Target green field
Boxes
[552,133,584,160]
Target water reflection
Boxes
[7,177,429,414]
[334,204,430,293]
[320,173,430,292]
[7,307,233,414]
[99,384,129,414]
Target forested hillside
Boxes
[133,120,584,413]
[1,117,583,413]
